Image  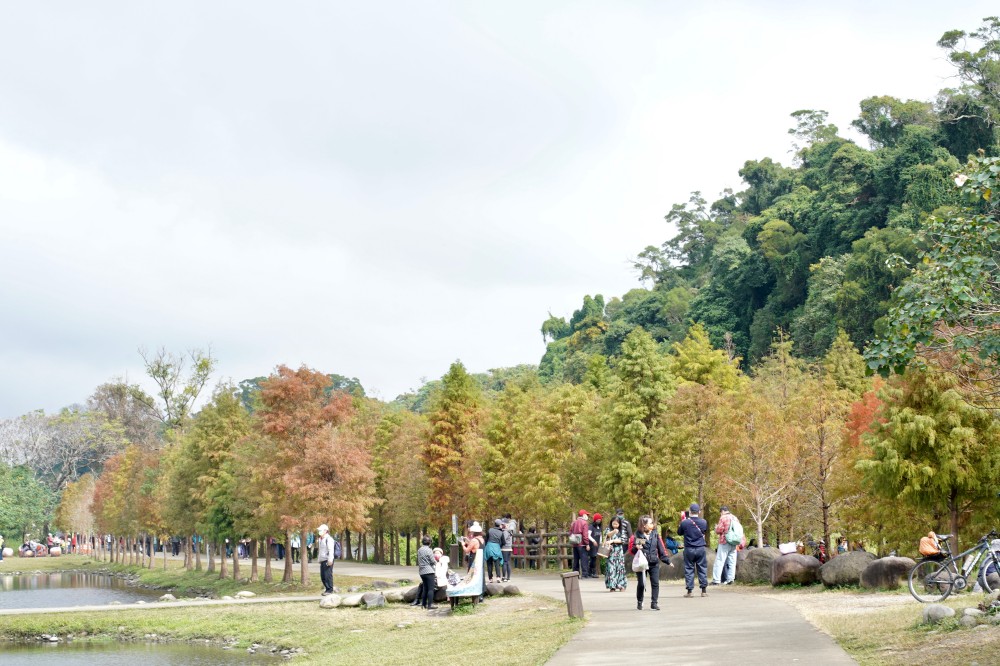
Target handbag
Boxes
[631,549,649,572]
[568,533,583,546]
[597,542,612,558]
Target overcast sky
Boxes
[0,2,995,418]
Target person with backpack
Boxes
[712,506,742,585]
[317,524,337,596]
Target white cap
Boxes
[317,524,329,534]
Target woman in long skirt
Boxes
[604,515,628,591]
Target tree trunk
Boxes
[949,488,960,552]
[264,537,273,583]
[345,530,352,561]
[438,527,445,553]
[185,537,193,570]
[405,531,411,566]
[207,541,215,573]
[250,538,259,582]
[282,531,294,583]
[219,542,228,579]
[757,517,765,548]
[299,529,309,585]
[195,539,202,572]
[361,532,367,561]
[232,547,240,581]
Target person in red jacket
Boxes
[569,510,592,577]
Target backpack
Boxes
[334,539,343,559]
[725,516,744,546]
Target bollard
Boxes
[560,571,584,618]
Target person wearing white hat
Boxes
[317,524,336,595]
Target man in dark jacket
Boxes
[569,510,591,578]
[588,513,603,578]
[677,503,709,597]
[628,515,671,610]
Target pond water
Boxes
[0,642,279,664]
[0,572,160,610]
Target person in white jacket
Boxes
[434,547,450,588]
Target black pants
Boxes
[420,573,436,608]
[502,551,511,579]
[684,546,708,591]
[637,563,660,605]
[320,561,334,593]
[573,545,590,577]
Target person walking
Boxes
[712,506,741,585]
[416,535,437,609]
[570,510,592,578]
[628,515,671,610]
[290,533,301,563]
[678,504,710,597]
[317,524,336,596]
[603,516,627,592]
[0,534,4,561]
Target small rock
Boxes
[964,608,984,617]
[234,590,256,599]
[348,586,360,593]
[923,604,956,624]
[222,596,234,600]
[158,594,176,602]
[350,629,364,633]
[48,636,59,643]
[395,623,411,629]
[959,614,978,628]
[340,593,364,607]
[136,601,146,605]
[383,589,405,603]
[373,580,392,589]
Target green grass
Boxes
[0,595,578,665]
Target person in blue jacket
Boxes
[677,503,709,597]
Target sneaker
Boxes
[650,603,660,611]
[427,605,439,610]
[709,581,720,586]
[723,580,733,585]
[636,602,643,610]
[321,591,331,596]
[701,590,708,597]
[684,590,693,598]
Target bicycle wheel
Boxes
[909,560,956,602]
[978,554,1000,595]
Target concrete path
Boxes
[330,561,856,666]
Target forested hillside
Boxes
[539,18,1000,381]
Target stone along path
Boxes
[329,561,857,665]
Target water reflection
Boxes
[0,572,159,610]
[0,642,278,664]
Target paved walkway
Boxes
[331,561,856,665]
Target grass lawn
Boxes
[747,585,1000,665]
[0,595,580,665]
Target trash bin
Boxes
[561,571,584,618]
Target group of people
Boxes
[570,504,747,610]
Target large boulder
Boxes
[736,548,779,584]
[383,589,405,603]
[361,592,386,608]
[48,547,62,557]
[820,551,876,587]
[860,556,916,590]
[20,549,35,558]
[158,594,177,602]
[2,548,12,558]
[659,550,716,581]
[771,553,821,586]
[485,583,504,597]
[502,585,521,596]
[319,594,342,609]
[402,586,420,603]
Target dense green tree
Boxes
[857,367,1000,549]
